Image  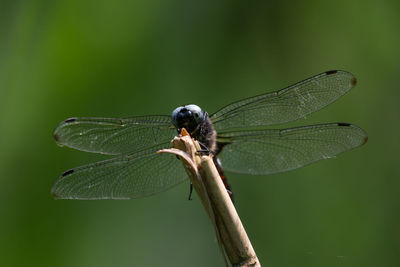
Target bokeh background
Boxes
[1,1,399,266]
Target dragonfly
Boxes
[52,70,367,200]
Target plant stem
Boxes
[159,133,260,266]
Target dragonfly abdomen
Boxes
[213,157,234,203]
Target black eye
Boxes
[194,113,199,117]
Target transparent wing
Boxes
[53,116,175,155]
[51,144,188,199]
[217,123,367,175]
[211,70,357,130]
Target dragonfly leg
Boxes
[188,182,193,200]
[196,141,213,156]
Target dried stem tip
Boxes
[158,132,260,266]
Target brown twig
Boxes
[158,131,260,266]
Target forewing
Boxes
[217,123,367,175]
[211,70,357,130]
[51,144,188,199]
[53,116,175,155]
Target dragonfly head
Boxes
[171,104,205,134]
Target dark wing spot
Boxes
[62,169,74,176]
[51,190,59,199]
[337,122,351,127]
[64,118,76,123]
[53,133,59,142]
[351,76,357,87]
[215,140,231,155]
[326,70,338,75]
[362,136,368,144]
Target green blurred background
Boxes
[1,0,399,266]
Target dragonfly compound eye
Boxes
[171,104,205,131]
